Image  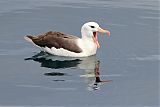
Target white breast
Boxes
[78,39,97,56]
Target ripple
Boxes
[44,72,68,76]
[140,16,160,20]
[17,84,77,91]
[0,0,159,14]
[0,105,66,107]
[130,55,160,61]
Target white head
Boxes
[81,22,110,48]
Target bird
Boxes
[24,22,110,57]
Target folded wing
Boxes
[26,31,82,53]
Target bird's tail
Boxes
[24,35,35,44]
[24,35,42,49]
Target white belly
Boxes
[41,39,97,57]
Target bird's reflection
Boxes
[81,60,112,91]
[25,52,111,91]
[25,52,82,69]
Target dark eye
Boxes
[90,26,95,28]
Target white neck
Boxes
[81,27,93,40]
[79,27,97,56]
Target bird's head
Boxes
[81,22,110,48]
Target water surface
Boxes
[0,0,159,107]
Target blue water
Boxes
[0,0,159,107]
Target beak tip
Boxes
[107,31,110,36]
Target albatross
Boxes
[24,22,110,57]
